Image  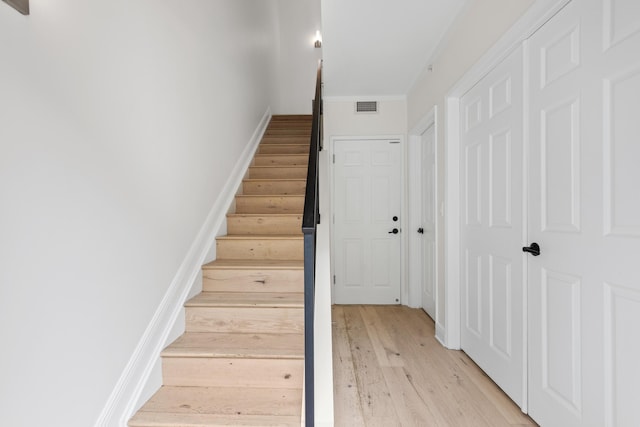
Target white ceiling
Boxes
[321,0,467,97]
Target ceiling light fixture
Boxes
[314,30,322,48]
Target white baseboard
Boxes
[94,108,271,427]
[435,321,447,348]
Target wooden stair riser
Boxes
[253,155,308,166]
[261,136,311,145]
[203,268,303,293]
[227,215,302,235]
[161,357,303,388]
[258,144,309,155]
[216,238,303,260]
[263,133,311,142]
[186,306,304,334]
[235,196,304,214]
[267,122,313,132]
[128,386,302,426]
[249,167,307,179]
[242,179,306,195]
[271,115,311,122]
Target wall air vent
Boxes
[355,101,378,113]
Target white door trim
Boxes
[442,0,572,350]
[408,108,439,321]
[330,135,407,304]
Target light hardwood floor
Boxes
[332,305,537,427]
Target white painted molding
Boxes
[442,0,571,350]
[435,322,446,346]
[329,135,406,305]
[94,108,272,427]
[444,97,461,350]
[447,0,571,99]
[408,107,436,137]
[323,94,407,103]
[407,107,437,310]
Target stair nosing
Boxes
[161,332,304,359]
[235,194,304,199]
[185,291,304,308]
[202,259,304,270]
[249,165,306,169]
[216,234,303,239]
[243,178,306,181]
[227,213,302,217]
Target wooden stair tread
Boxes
[227,213,302,217]
[258,143,309,146]
[243,178,306,182]
[129,386,301,427]
[249,165,306,169]
[185,291,303,308]
[130,413,300,427]
[235,194,303,199]
[260,138,310,144]
[203,259,303,270]
[162,332,303,359]
[257,145,310,154]
[216,234,302,240]
[271,114,311,119]
[253,154,308,158]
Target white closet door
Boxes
[459,45,525,406]
[333,139,402,304]
[527,0,640,425]
[421,124,437,319]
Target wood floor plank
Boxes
[384,306,518,426]
[333,306,537,427]
[358,305,404,367]
[341,306,399,423]
[381,366,448,427]
[331,306,366,427]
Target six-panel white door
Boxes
[527,0,640,425]
[420,124,437,319]
[459,45,525,407]
[333,139,402,304]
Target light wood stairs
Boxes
[129,115,311,427]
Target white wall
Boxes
[323,97,407,137]
[272,0,323,114]
[0,1,280,425]
[406,0,534,337]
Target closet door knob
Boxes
[522,242,541,256]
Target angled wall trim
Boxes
[2,0,29,15]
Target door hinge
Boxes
[333,275,336,284]
[333,153,335,163]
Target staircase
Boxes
[129,115,311,427]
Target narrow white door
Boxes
[420,125,436,319]
[527,0,640,425]
[459,45,525,406]
[333,139,402,304]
